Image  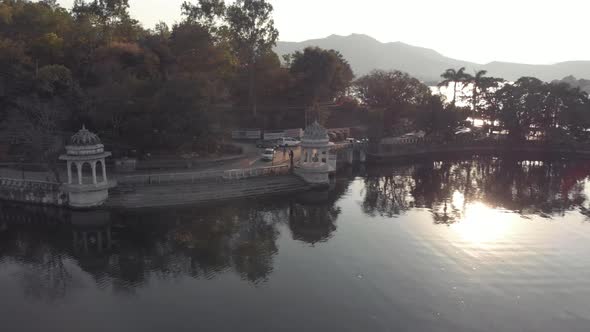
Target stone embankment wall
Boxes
[118,165,291,186]
[0,178,68,206]
[370,139,590,161]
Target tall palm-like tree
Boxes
[476,75,505,130]
[463,70,488,118]
[438,67,468,107]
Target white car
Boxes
[261,148,275,161]
[455,127,472,135]
[277,137,301,147]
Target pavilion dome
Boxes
[69,125,102,146]
[62,125,106,157]
[303,121,329,141]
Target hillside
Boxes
[275,34,590,82]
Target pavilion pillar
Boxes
[92,161,97,185]
[76,162,83,185]
[67,161,72,184]
[101,159,107,183]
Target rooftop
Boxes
[303,121,329,141]
[69,125,102,146]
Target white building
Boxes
[59,126,116,208]
[295,121,333,185]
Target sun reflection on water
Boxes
[448,191,516,245]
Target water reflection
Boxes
[1,158,589,302]
[363,157,590,223]
[0,182,351,300]
[288,180,349,245]
[1,159,590,331]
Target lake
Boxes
[1,156,590,332]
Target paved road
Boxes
[194,143,301,171]
[247,146,301,169]
[0,143,302,181]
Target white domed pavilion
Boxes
[59,126,115,208]
[295,121,333,185]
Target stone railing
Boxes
[118,165,291,185]
[0,178,67,206]
[222,165,290,180]
[119,170,226,185]
[0,178,62,191]
[330,141,369,151]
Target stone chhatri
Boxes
[303,121,329,141]
[296,121,332,186]
[59,125,115,208]
[69,125,102,146]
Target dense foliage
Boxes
[356,67,590,142]
[1,0,589,164]
[0,0,353,160]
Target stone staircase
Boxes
[106,175,309,209]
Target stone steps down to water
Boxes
[106,175,309,209]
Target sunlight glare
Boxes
[449,192,514,245]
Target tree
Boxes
[560,97,590,141]
[545,82,590,140]
[438,67,468,107]
[356,70,432,136]
[414,95,465,137]
[289,47,354,107]
[181,0,226,33]
[16,65,82,180]
[72,0,136,44]
[463,70,505,128]
[225,0,278,118]
[463,70,487,117]
[494,77,546,141]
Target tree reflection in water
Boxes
[0,204,75,301]
[2,157,587,301]
[0,183,350,299]
[362,157,590,224]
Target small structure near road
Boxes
[59,126,116,208]
[295,121,332,185]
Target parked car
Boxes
[401,131,426,139]
[261,148,275,161]
[455,127,472,135]
[256,139,277,148]
[277,137,301,147]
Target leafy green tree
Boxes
[495,77,546,141]
[289,47,354,107]
[356,70,431,135]
[438,67,468,107]
[72,0,138,44]
[181,0,226,34]
[544,82,590,140]
[463,70,486,117]
[414,95,465,137]
[226,0,278,117]
[559,97,590,141]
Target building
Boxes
[59,126,116,208]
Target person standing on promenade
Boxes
[289,150,294,171]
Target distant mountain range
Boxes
[275,34,590,83]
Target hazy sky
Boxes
[56,0,590,65]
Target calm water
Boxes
[2,157,590,332]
